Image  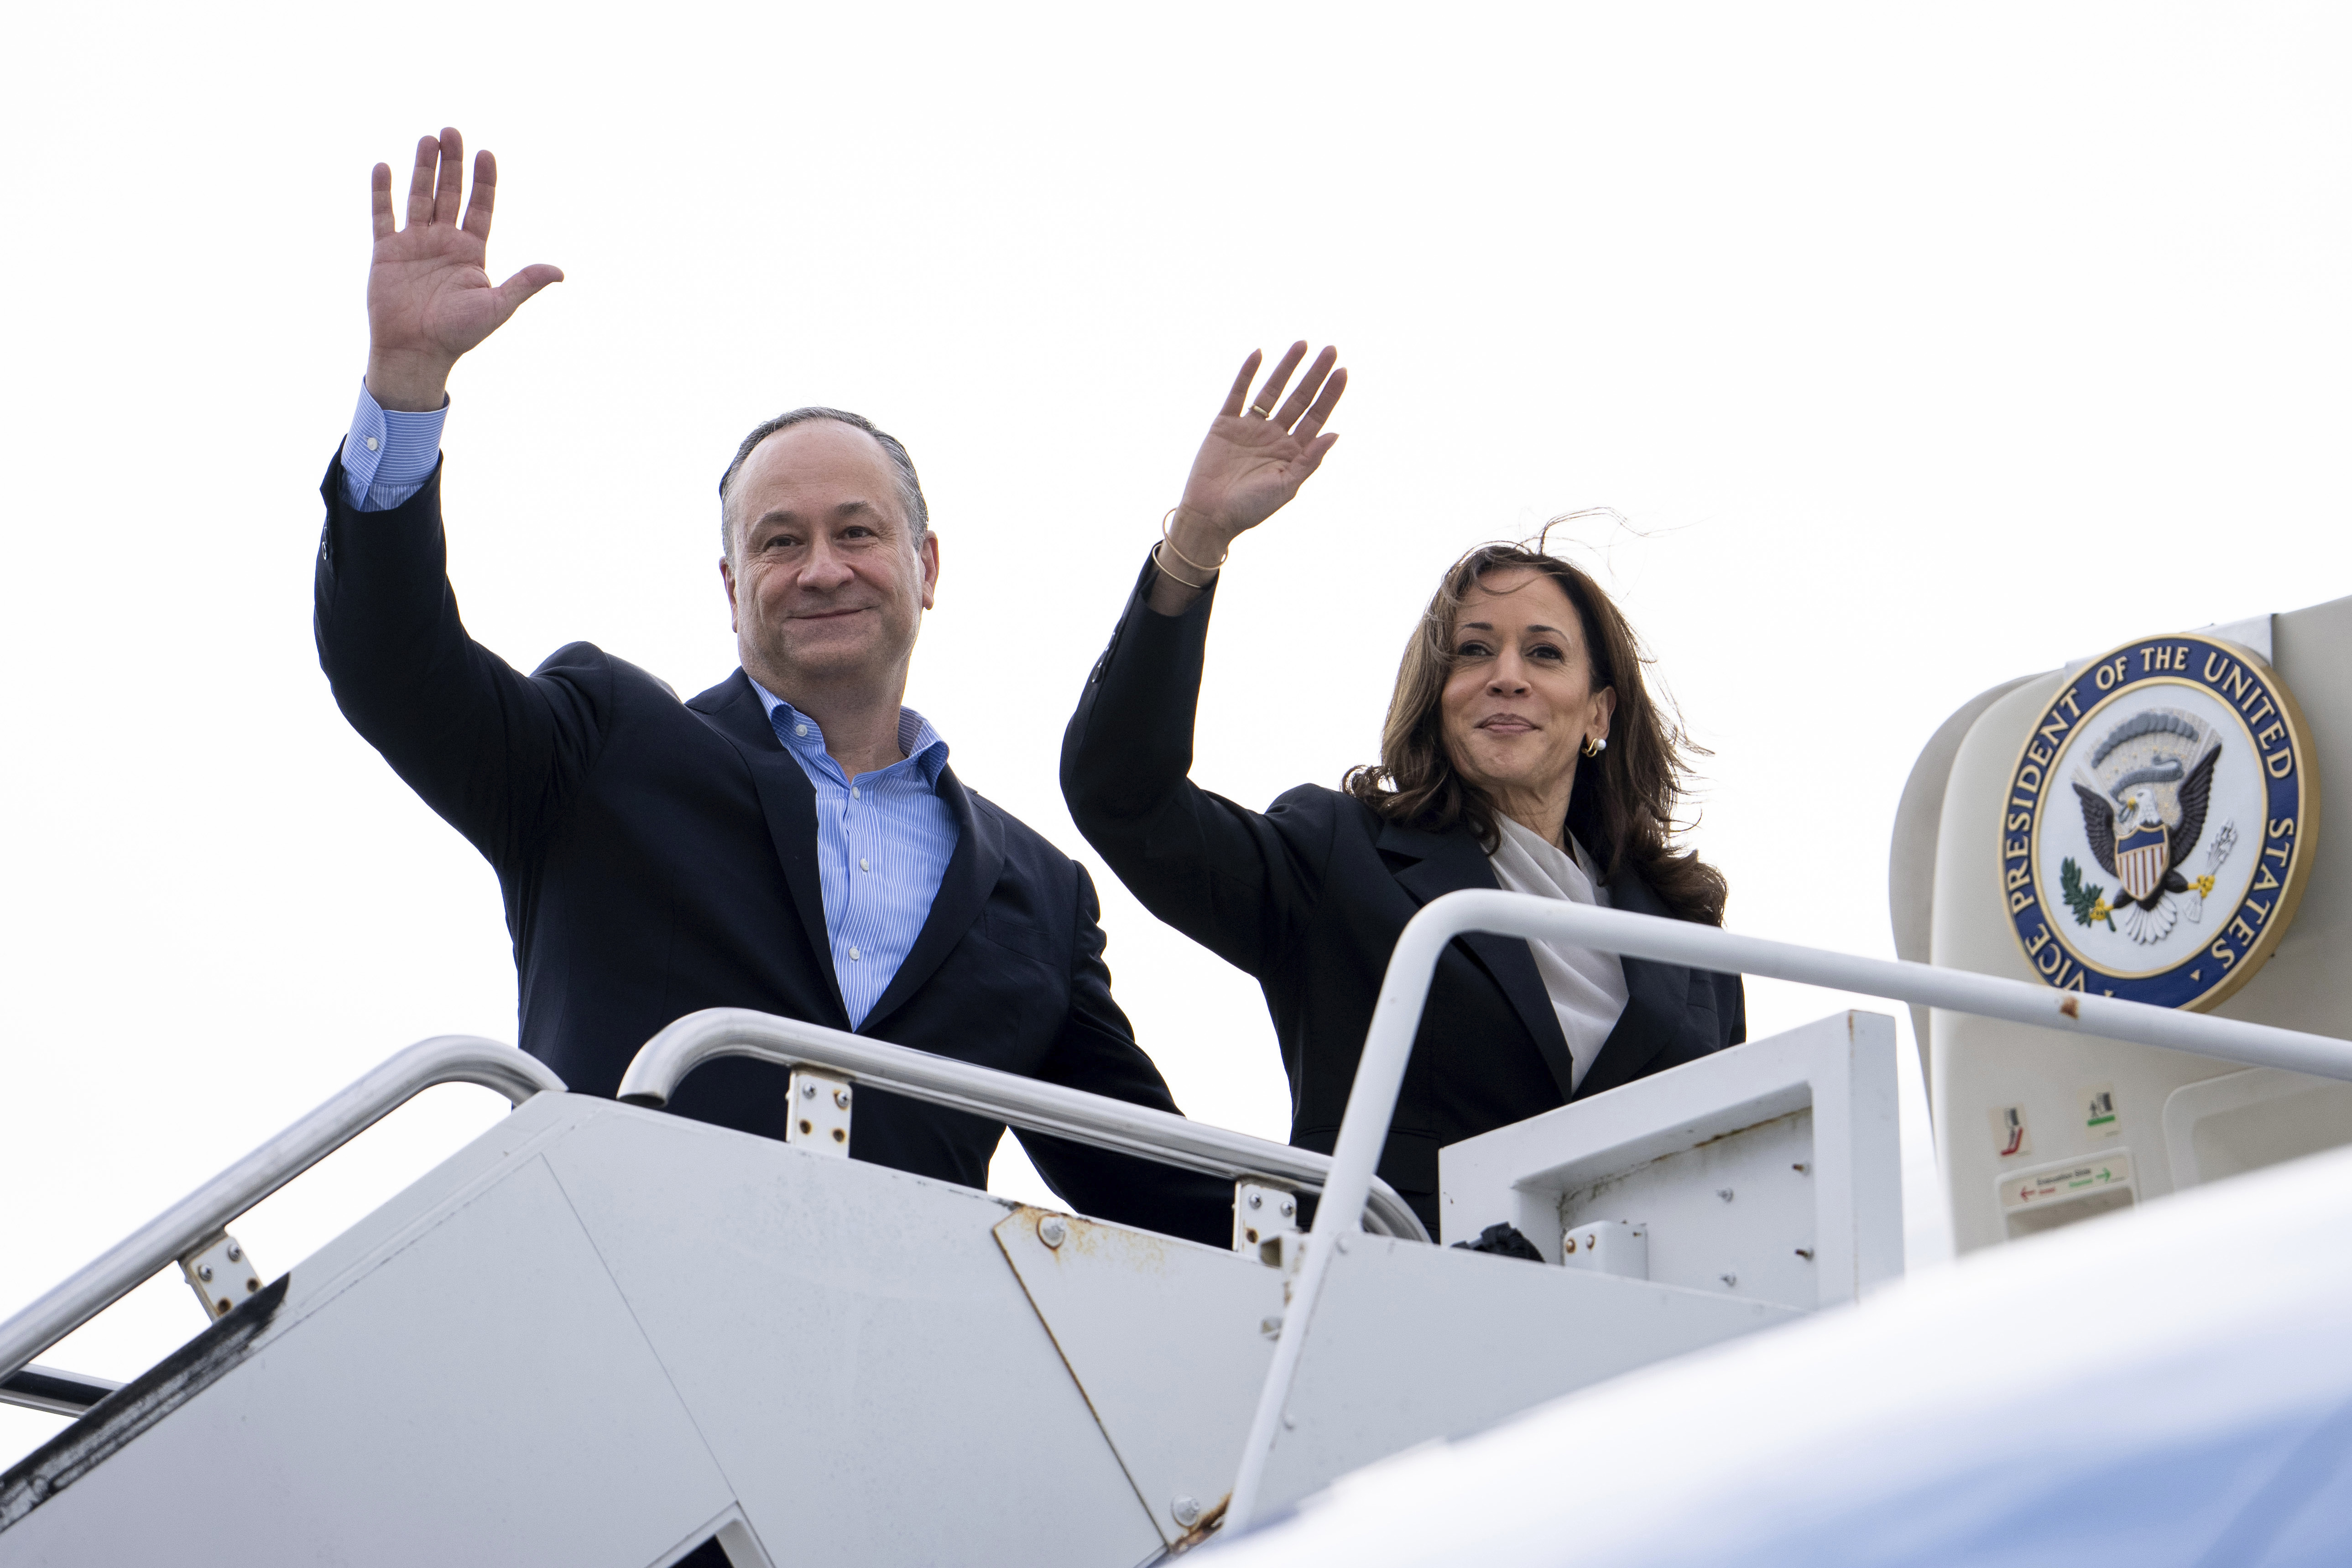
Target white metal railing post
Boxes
[1222,889,2352,1530]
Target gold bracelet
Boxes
[1159,507,1230,574]
[1152,540,1215,590]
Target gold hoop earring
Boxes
[1581,735,1606,759]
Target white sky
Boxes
[7,3,2352,1462]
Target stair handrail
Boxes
[0,1037,562,1386]
[615,1008,1432,1243]
[1223,889,2352,1529]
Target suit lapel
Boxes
[687,671,848,1025]
[1377,820,1579,1106]
[860,765,1002,1035]
[1572,869,1692,1100]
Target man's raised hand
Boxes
[365,128,563,411]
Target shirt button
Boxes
[795,724,808,737]
[860,857,870,872]
[364,435,380,452]
[848,945,861,961]
[851,786,861,799]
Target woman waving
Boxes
[1061,344,1744,1235]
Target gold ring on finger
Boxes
[1249,403,1276,418]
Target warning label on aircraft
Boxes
[2000,1151,2134,1212]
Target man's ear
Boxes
[917,531,940,611]
[721,555,740,634]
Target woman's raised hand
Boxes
[365,128,564,411]
[1175,343,1348,543]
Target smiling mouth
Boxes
[1476,715,1539,734]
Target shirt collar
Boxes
[746,675,950,787]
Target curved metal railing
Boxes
[616,1008,1432,1243]
[1223,890,2352,1528]
[0,1037,563,1387]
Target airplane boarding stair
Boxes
[4,891,2347,1565]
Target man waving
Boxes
[318,127,1226,1244]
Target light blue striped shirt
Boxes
[340,379,448,510]
[339,380,961,1029]
[749,687,959,1028]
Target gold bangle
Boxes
[1152,540,1215,590]
[1159,507,1229,574]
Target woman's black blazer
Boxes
[1061,562,1746,1233]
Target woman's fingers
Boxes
[1291,365,1347,445]
[463,149,499,240]
[370,163,396,241]
[403,135,439,229]
[1219,349,1265,417]
[1273,346,1340,429]
[1247,340,1309,416]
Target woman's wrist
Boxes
[1146,507,1230,615]
[1165,506,1236,572]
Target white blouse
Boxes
[1486,816,1630,1093]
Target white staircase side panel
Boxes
[994,1205,1286,1544]
[532,1107,1165,1568]
[1,1155,736,1566]
[1253,1235,1800,1517]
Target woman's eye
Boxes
[1530,644,1564,662]
[1455,642,1492,659]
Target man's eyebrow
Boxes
[751,499,885,531]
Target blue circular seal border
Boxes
[1999,632,2319,1011]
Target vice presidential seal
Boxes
[2000,632,2318,1010]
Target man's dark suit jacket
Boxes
[314,457,1229,1246]
[1061,561,1747,1235]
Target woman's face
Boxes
[1439,568,1616,830]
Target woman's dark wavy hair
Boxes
[1342,534,1729,926]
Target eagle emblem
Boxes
[2066,710,2232,944]
[2001,631,2313,1011]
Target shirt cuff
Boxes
[339,378,450,511]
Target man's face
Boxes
[720,421,939,695]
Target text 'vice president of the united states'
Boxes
[313,127,1228,1246]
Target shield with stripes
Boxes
[2115,823,2169,902]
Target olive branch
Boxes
[2060,857,2115,931]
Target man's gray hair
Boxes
[717,407,930,557]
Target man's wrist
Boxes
[364,350,456,412]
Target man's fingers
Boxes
[370,163,396,241]
[404,135,438,228]
[1219,350,1264,418]
[1249,340,1309,415]
[463,149,498,240]
[432,127,466,228]
[1274,346,1339,429]
[491,263,566,323]
[1292,365,1348,444]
